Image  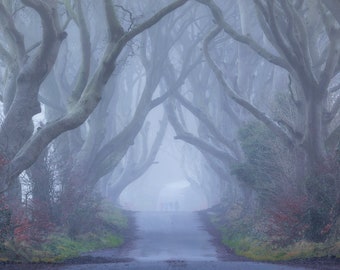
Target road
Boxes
[128,211,218,261]
[2,211,316,269]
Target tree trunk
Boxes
[303,92,327,170]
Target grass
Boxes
[222,234,340,261]
[210,212,340,262]
[31,231,123,262]
[0,205,129,263]
[99,203,129,231]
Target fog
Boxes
[0,0,339,266]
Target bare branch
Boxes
[254,0,319,89]
[196,0,290,71]
[165,100,237,164]
[69,0,91,105]
[104,115,167,201]
[174,90,236,149]
[0,2,25,62]
[319,29,340,90]
[3,0,189,180]
[281,0,314,79]
[133,115,168,177]
[203,26,296,147]
[26,16,71,54]
[150,58,201,109]
[114,4,134,31]
[104,0,125,42]
[22,0,66,62]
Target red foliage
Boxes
[11,200,54,244]
[321,223,332,235]
[0,155,8,167]
[12,209,30,243]
[266,194,308,245]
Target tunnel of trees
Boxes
[0,0,339,257]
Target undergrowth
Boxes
[0,205,128,263]
[209,210,340,261]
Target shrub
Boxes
[266,194,308,246]
[60,186,102,238]
[304,158,340,242]
[231,121,284,192]
[0,196,12,249]
[10,200,54,245]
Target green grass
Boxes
[0,206,129,263]
[31,230,123,262]
[221,234,340,261]
[210,213,340,261]
[1,228,124,263]
[99,204,128,230]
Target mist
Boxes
[0,0,339,268]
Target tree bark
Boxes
[0,0,188,191]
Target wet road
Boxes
[3,211,315,269]
[52,211,312,269]
[128,211,218,261]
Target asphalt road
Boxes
[128,211,218,261]
[1,211,319,269]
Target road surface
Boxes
[2,211,319,269]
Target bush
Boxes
[9,200,54,245]
[62,192,102,238]
[232,121,340,245]
[0,203,127,262]
[304,159,340,242]
[0,196,12,249]
[266,194,308,246]
[231,121,283,192]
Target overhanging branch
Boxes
[203,26,296,147]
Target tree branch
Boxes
[104,0,125,42]
[319,29,340,90]
[133,114,168,177]
[173,85,235,149]
[150,58,201,109]
[196,0,290,71]
[69,0,91,105]
[4,0,188,180]
[322,0,340,25]
[165,100,237,164]
[0,42,13,64]
[22,0,66,64]
[0,2,25,62]
[281,0,314,80]
[203,26,295,147]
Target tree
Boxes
[198,0,340,174]
[195,0,340,241]
[0,0,188,205]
